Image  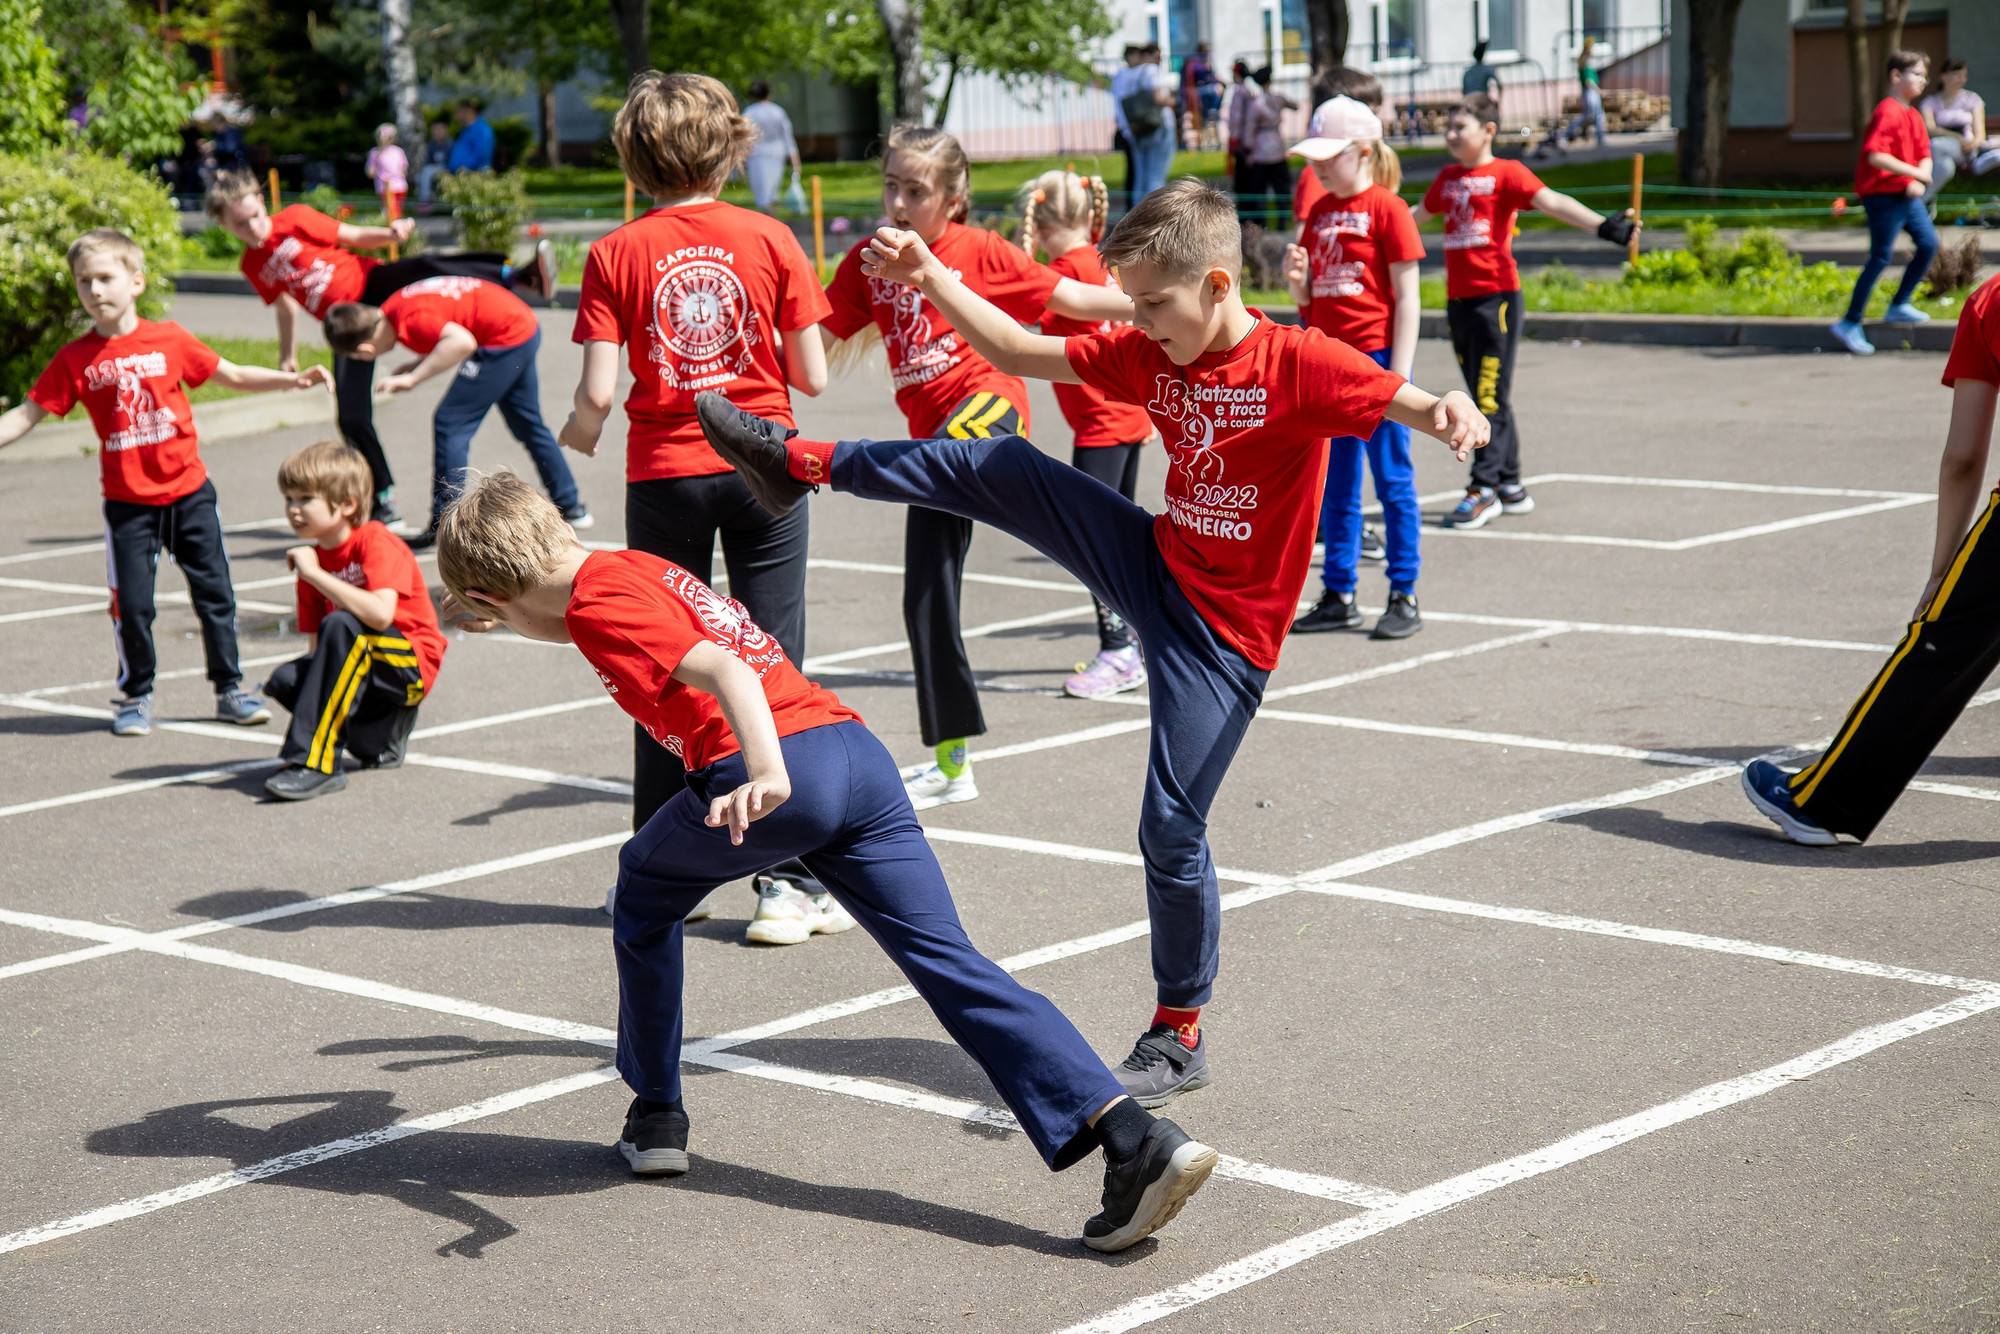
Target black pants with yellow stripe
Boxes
[1446,290,1523,491]
[1790,488,2000,840]
[906,391,1022,747]
[266,610,426,774]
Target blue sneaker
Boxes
[1741,760,1838,846]
[1444,487,1502,529]
[110,694,151,737]
[1828,320,1875,355]
[1883,302,1931,324]
[215,687,271,726]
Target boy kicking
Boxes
[694,179,1487,1106]
[264,440,447,800]
[324,278,590,547]
[0,229,327,736]
[1743,271,2000,844]
[434,471,1217,1252]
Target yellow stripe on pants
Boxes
[945,392,995,438]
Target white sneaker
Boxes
[745,876,856,945]
[902,761,979,811]
[604,882,712,921]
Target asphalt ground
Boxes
[2,297,1997,1332]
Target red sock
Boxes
[1152,1004,1200,1049]
[788,437,836,485]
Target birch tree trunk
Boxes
[380,0,423,153]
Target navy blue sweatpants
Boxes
[428,329,581,526]
[614,720,1125,1170]
[832,435,1270,1009]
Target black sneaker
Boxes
[617,1096,690,1175]
[374,493,405,528]
[1358,525,1386,562]
[403,526,438,552]
[1370,591,1423,640]
[1082,1117,1219,1253]
[561,503,596,530]
[1290,590,1364,634]
[1114,1024,1211,1108]
[693,391,809,517]
[353,736,408,770]
[264,766,347,801]
[1495,484,1535,514]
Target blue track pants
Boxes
[1320,347,1420,595]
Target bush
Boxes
[0,149,180,407]
[1622,217,1851,309]
[0,1,64,156]
[193,223,244,259]
[437,169,531,253]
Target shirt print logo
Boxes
[1440,175,1496,251]
[258,237,338,314]
[328,559,367,589]
[1309,210,1371,299]
[649,252,760,392]
[83,352,176,453]
[401,276,483,300]
[1148,374,1265,542]
[664,568,785,677]
[868,271,963,391]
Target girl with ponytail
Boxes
[1017,168,1157,700]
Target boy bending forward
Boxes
[694,178,1487,1107]
[434,471,1218,1253]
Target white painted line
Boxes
[0,602,110,626]
[971,718,1152,762]
[1053,989,2000,1334]
[807,556,1083,594]
[399,753,632,795]
[0,572,295,598]
[1433,496,1933,552]
[0,517,292,568]
[1906,779,2000,803]
[1525,472,1928,501]
[408,696,612,739]
[1251,709,1724,767]
[802,603,1097,670]
[1263,628,1566,703]
[23,652,298,698]
[1210,1156,1403,1209]
[0,1066,622,1256]
[1417,610,1894,654]
[0,941,137,982]
[0,759,280,821]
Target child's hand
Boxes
[1431,390,1489,461]
[558,413,599,456]
[378,373,417,395]
[861,227,941,291]
[705,776,792,845]
[279,354,299,374]
[295,365,333,392]
[390,217,417,242]
[1906,178,1926,197]
[1282,243,1310,286]
[285,544,322,575]
[439,591,500,633]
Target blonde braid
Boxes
[1019,188,1044,254]
[1087,174,1109,241]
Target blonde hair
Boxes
[1016,169,1110,254]
[435,470,575,612]
[1371,141,1402,191]
[277,439,374,523]
[613,71,756,200]
[1099,177,1241,282]
[203,167,262,219]
[883,124,971,223]
[323,302,391,356]
[66,228,145,276]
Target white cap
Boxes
[1290,96,1383,159]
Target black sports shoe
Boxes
[1082,1117,1218,1252]
[1291,590,1364,634]
[618,1096,690,1175]
[1114,1024,1212,1108]
[353,735,408,770]
[373,493,405,528]
[693,391,809,517]
[1358,525,1387,562]
[1370,591,1423,640]
[264,766,347,801]
[403,526,438,552]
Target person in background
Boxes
[743,81,802,212]
[365,124,409,222]
[1463,41,1501,103]
[1921,59,2000,211]
[1182,41,1224,151]
[1226,60,1256,212]
[447,101,495,173]
[1560,37,1607,147]
[1112,42,1177,204]
[1238,66,1295,230]
[417,121,454,208]
[1831,50,1938,356]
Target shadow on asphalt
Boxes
[449,781,626,826]
[730,1035,1002,1108]
[172,886,609,932]
[317,1034,608,1071]
[1565,805,2000,866]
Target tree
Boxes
[1680,0,1745,188]
[1879,0,1912,97]
[37,0,202,163]
[0,0,65,156]
[381,0,423,151]
[1302,0,1349,76]
[1844,0,1870,142]
[924,0,1113,127]
[607,0,647,83]
[416,0,608,166]
[877,0,924,125]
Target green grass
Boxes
[186,338,332,404]
[1425,268,1970,319]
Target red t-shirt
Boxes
[29,320,219,505]
[1299,185,1425,353]
[564,550,861,771]
[382,276,538,355]
[1943,274,2000,387]
[1856,98,1931,196]
[1065,317,1403,670]
[296,521,447,689]
[1421,159,1544,299]
[572,202,831,483]
[1039,247,1156,448]
[239,205,376,317]
[823,222,1060,437]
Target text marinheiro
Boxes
[656,248,735,269]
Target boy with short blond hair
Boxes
[262,439,446,800]
[0,228,329,736]
[433,471,1218,1252]
[694,176,1489,1107]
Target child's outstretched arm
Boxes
[1046,278,1135,324]
[863,228,1082,384]
[1530,186,1638,246]
[1385,383,1488,461]
[672,640,792,844]
[335,218,418,251]
[378,324,479,394]
[0,402,49,450]
[1916,379,2000,618]
[561,340,620,456]
[210,360,333,394]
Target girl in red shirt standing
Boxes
[1832,51,1940,356]
[1019,169,1158,698]
[819,127,1134,808]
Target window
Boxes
[1582,0,1610,39]
[1372,0,1415,60]
[1281,0,1309,66]
[1168,0,1200,60]
[1487,0,1519,52]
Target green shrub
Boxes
[1622,217,1853,309]
[438,169,531,253]
[0,149,180,407]
[0,0,64,155]
[297,184,345,218]
[193,223,244,259]
[489,116,534,170]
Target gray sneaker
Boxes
[1114,1024,1211,1108]
[111,695,152,737]
[215,687,272,726]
